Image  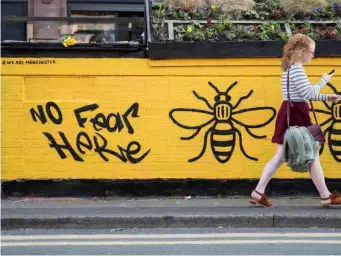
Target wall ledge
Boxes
[2,40,340,59]
[149,40,341,60]
[0,42,147,58]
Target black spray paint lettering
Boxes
[30,101,63,125]
[74,103,139,134]
[43,132,83,162]
[30,101,150,163]
[43,131,150,163]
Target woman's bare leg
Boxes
[252,144,284,200]
[309,154,330,199]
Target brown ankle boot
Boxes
[249,189,274,207]
[321,191,341,207]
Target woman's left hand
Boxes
[328,94,340,103]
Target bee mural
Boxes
[313,82,341,162]
[169,81,277,163]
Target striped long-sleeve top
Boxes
[282,64,328,102]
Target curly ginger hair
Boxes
[281,33,315,71]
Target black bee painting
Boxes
[313,82,341,162]
[169,81,277,163]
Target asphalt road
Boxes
[2,228,341,255]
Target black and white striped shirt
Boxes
[282,64,328,102]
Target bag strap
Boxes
[286,67,292,128]
[286,66,319,128]
[309,100,319,125]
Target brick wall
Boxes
[1,57,340,180]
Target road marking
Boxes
[2,233,341,240]
[2,240,341,247]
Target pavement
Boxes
[1,196,341,230]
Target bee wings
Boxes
[169,108,215,129]
[231,107,276,128]
[313,106,334,127]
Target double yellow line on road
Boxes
[2,233,341,246]
[3,233,341,240]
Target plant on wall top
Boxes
[151,0,341,42]
[243,0,282,20]
[209,0,255,18]
[166,0,206,12]
[280,0,329,15]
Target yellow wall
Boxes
[1,57,340,181]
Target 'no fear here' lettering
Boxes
[29,102,150,163]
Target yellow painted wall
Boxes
[1,57,340,181]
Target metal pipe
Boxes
[1,16,144,23]
[144,0,152,44]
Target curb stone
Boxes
[2,214,341,230]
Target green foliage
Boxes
[258,23,282,40]
[151,0,341,41]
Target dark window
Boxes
[1,0,145,44]
[1,0,27,41]
[68,1,145,43]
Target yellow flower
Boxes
[62,36,77,47]
[187,26,193,33]
[210,4,216,9]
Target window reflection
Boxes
[1,4,145,44]
[70,11,116,43]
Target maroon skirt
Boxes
[271,101,313,144]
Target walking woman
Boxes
[249,33,341,208]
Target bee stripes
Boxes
[211,130,235,135]
[329,126,341,160]
[315,85,341,162]
[211,123,235,163]
[211,140,234,147]
[320,124,341,161]
[169,81,276,163]
[329,140,341,146]
[330,128,341,135]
